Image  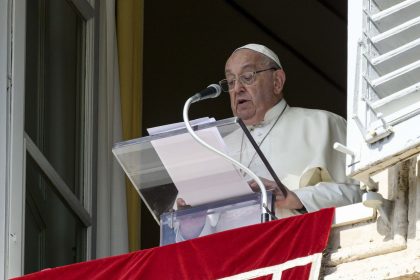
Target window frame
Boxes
[0,0,99,277]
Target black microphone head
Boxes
[192,84,222,102]
[207,84,222,98]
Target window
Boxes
[1,0,97,277]
[23,0,96,274]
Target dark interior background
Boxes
[141,0,347,248]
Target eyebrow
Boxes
[225,63,257,75]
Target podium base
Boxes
[160,192,273,245]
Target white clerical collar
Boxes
[249,99,288,129]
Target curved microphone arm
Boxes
[183,96,270,222]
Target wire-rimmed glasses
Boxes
[219,67,278,92]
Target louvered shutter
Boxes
[346,0,420,185]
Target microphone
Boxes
[182,83,270,222]
[191,84,222,103]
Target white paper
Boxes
[147,117,215,136]
[150,127,253,208]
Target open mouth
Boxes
[237,99,250,105]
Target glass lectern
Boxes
[112,117,279,245]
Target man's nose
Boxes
[232,79,245,93]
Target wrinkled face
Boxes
[225,49,285,125]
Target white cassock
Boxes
[225,98,362,218]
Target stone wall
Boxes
[322,156,420,279]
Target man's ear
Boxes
[273,69,286,96]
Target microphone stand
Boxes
[183,96,270,222]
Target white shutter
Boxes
[347,0,420,186]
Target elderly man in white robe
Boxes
[176,43,362,240]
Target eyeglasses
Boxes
[219,67,278,92]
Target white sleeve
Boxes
[293,182,363,212]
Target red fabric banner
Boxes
[14,208,334,280]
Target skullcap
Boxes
[235,43,282,68]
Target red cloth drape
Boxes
[14,208,334,280]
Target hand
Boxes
[176,198,207,240]
[248,178,304,210]
[176,197,192,210]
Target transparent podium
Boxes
[112,117,279,245]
